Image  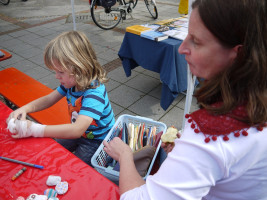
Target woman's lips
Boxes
[185,59,192,66]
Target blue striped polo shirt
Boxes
[57,81,115,140]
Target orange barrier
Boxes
[0,67,69,125]
[0,49,12,62]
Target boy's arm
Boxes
[22,90,64,113]
[8,90,64,121]
[44,114,93,138]
[9,114,93,139]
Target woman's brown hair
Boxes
[192,0,267,126]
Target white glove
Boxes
[7,118,17,134]
[7,118,46,138]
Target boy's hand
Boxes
[7,118,46,138]
[7,107,28,124]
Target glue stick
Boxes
[12,167,27,181]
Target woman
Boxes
[103,0,267,199]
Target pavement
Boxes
[0,0,198,130]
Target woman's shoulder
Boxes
[185,103,267,143]
[180,120,267,169]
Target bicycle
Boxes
[0,0,10,5]
[89,0,158,30]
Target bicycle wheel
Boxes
[131,0,138,8]
[91,0,122,30]
[144,0,158,19]
[0,0,10,5]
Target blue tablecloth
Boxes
[118,32,188,110]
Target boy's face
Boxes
[53,61,76,89]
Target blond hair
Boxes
[44,31,108,91]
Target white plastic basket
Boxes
[91,114,167,184]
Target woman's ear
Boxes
[231,44,243,60]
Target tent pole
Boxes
[71,0,77,30]
[181,0,196,131]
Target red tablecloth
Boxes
[0,101,120,200]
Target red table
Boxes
[0,101,120,200]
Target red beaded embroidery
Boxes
[185,104,265,143]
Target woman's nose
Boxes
[178,38,190,55]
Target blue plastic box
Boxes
[91,114,167,184]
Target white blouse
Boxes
[120,122,267,200]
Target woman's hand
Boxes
[103,137,133,162]
[161,132,181,154]
[104,137,145,194]
[161,142,175,154]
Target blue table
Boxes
[118,32,188,110]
